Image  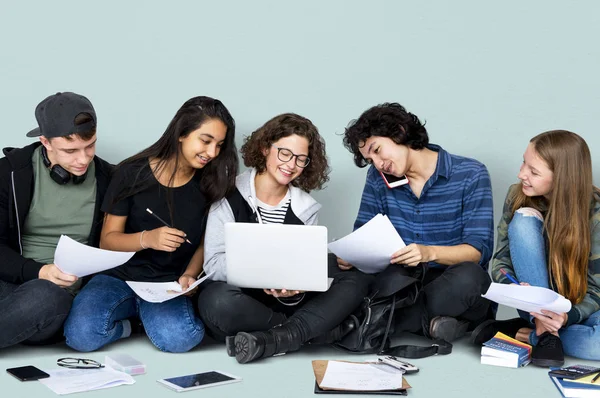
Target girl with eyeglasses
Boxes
[197,113,371,363]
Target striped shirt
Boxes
[256,192,291,224]
[354,144,494,269]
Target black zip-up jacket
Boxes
[0,142,112,284]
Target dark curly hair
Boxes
[241,113,330,192]
[343,103,429,167]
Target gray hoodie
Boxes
[203,168,322,282]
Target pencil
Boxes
[146,208,192,245]
[500,268,520,285]
[592,372,600,383]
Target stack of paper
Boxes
[312,360,410,395]
[481,332,532,368]
[39,367,135,395]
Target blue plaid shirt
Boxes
[354,144,494,269]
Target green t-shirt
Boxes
[22,146,97,289]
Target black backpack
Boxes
[334,265,453,358]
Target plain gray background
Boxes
[1,1,600,397]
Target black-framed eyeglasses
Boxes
[57,357,104,369]
[272,145,311,168]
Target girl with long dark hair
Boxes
[64,96,238,352]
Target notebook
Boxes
[225,222,330,291]
[549,374,600,398]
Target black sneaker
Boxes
[429,316,469,342]
[531,332,564,367]
[470,317,530,346]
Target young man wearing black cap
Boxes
[0,92,112,349]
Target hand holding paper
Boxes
[327,214,405,274]
[482,282,572,314]
[127,273,212,303]
[54,235,135,277]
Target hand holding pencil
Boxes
[140,208,192,252]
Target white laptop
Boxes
[225,222,330,292]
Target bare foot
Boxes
[515,327,533,343]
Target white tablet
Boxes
[157,371,241,392]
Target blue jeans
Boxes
[508,209,600,360]
[64,275,204,353]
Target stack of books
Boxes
[549,372,600,398]
[480,332,532,368]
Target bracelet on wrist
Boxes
[140,230,147,250]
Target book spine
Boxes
[483,339,528,355]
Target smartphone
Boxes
[548,364,600,379]
[380,171,409,188]
[157,371,241,392]
[6,365,50,381]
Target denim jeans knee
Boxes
[0,279,73,348]
[508,210,549,288]
[139,296,204,353]
[64,275,137,352]
[560,310,600,360]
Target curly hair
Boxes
[241,113,330,192]
[343,103,429,167]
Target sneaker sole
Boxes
[234,332,259,364]
[532,357,565,368]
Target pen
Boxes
[592,372,600,384]
[146,208,192,245]
[500,268,520,285]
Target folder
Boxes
[312,360,410,395]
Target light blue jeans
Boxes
[508,209,600,360]
[64,275,204,353]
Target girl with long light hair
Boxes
[471,130,600,366]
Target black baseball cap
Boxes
[26,92,97,138]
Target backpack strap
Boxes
[377,270,453,359]
[379,338,452,358]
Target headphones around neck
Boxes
[40,146,88,185]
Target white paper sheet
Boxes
[482,282,572,313]
[54,235,135,277]
[127,274,211,303]
[327,214,405,273]
[39,367,135,395]
[319,361,404,391]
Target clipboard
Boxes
[312,360,410,395]
[314,382,407,395]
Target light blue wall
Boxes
[2,0,599,240]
